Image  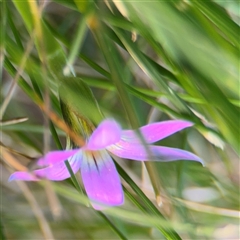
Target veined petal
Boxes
[81,150,123,210]
[35,151,82,180]
[121,120,193,144]
[9,171,39,181]
[87,119,121,150]
[9,151,83,182]
[37,149,80,166]
[108,143,204,165]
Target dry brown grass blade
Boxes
[0,117,28,126]
[1,147,27,171]
[2,149,55,239]
[1,143,63,219]
[38,101,86,147]
[17,181,55,240]
[175,198,240,219]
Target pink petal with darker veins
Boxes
[81,150,123,210]
[38,149,80,166]
[108,142,204,165]
[35,151,82,181]
[87,119,122,150]
[9,151,83,182]
[121,120,193,144]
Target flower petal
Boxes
[35,151,82,180]
[108,143,204,165]
[9,171,39,181]
[81,150,123,210]
[37,149,79,166]
[9,151,83,182]
[87,119,122,150]
[121,120,193,144]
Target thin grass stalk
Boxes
[17,181,55,240]
[0,38,34,120]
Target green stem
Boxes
[97,212,128,240]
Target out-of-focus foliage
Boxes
[1,0,239,239]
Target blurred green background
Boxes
[1,0,239,239]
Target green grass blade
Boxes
[115,161,181,240]
[64,15,88,76]
[97,212,128,240]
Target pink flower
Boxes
[9,119,203,210]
